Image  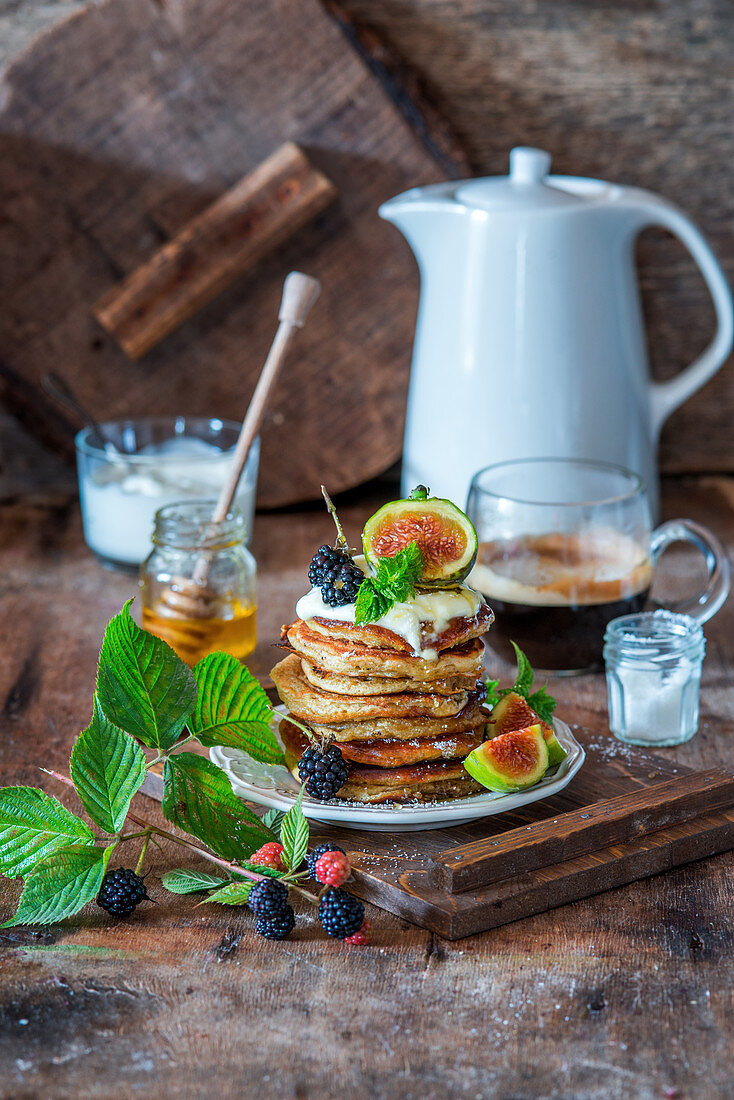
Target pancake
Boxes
[271,653,472,722]
[300,659,477,697]
[303,603,494,656]
[280,718,484,767]
[282,728,483,804]
[308,697,489,743]
[335,774,482,804]
[285,620,485,680]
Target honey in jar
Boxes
[140,501,257,666]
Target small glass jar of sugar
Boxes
[76,417,259,569]
[603,610,705,747]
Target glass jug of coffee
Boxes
[467,459,729,673]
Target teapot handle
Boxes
[625,194,734,436]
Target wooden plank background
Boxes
[2,0,734,477]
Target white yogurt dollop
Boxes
[296,556,484,661]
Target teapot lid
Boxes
[455,147,582,211]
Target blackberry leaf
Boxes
[0,787,94,879]
[162,753,272,861]
[96,600,196,751]
[160,869,228,894]
[3,843,113,927]
[70,696,146,834]
[279,789,309,871]
[203,881,253,906]
[190,653,284,764]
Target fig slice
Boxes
[487,691,567,767]
[464,723,549,793]
[362,486,478,586]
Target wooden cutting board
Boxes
[141,729,734,940]
[0,0,468,507]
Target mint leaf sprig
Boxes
[354,542,424,624]
[486,641,557,724]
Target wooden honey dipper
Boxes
[154,271,321,631]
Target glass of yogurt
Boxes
[76,416,259,569]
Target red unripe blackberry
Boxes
[307,843,346,879]
[314,850,350,887]
[344,919,373,946]
[250,842,285,871]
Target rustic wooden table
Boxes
[1,477,732,1099]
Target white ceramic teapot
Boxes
[380,148,733,513]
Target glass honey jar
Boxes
[140,500,257,666]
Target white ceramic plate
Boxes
[209,709,585,832]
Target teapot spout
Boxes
[379,183,463,268]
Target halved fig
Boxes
[464,723,549,793]
[488,692,567,767]
[363,486,478,586]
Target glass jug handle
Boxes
[650,519,730,623]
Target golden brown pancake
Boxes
[299,660,477,698]
[307,697,489,743]
[271,654,472,722]
[335,775,482,805]
[280,718,484,768]
[303,603,494,655]
[285,620,485,680]
[281,724,483,804]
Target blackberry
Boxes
[318,887,364,938]
[256,905,295,940]
[306,842,346,879]
[298,743,349,801]
[308,545,364,608]
[249,878,289,917]
[96,867,150,918]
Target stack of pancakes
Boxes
[270,602,494,804]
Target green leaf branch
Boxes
[0,602,325,927]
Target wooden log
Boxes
[93,143,336,360]
[430,768,734,894]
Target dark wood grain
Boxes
[0,476,733,1097]
[433,768,734,894]
[0,0,460,508]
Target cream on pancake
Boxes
[284,621,485,681]
[303,604,493,659]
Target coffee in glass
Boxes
[467,459,729,673]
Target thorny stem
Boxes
[42,768,319,905]
[135,830,151,875]
[146,732,197,769]
[277,708,320,744]
[320,485,352,554]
